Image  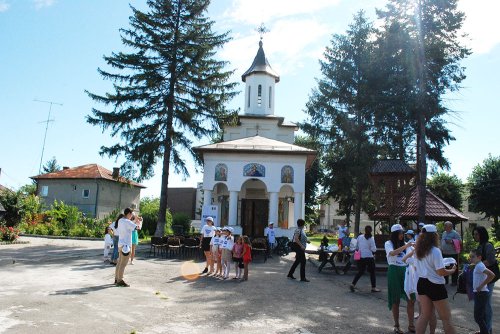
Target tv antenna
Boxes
[34,99,63,174]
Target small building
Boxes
[31,164,145,218]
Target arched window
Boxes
[247,86,251,108]
[268,86,272,108]
[257,84,262,107]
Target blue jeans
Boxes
[111,235,119,262]
[485,281,495,331]
[474,291,489,334]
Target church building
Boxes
[194,39,316,237]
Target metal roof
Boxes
[241,40,280,83]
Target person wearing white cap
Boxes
[210,228,223,277]
[405,230,415,244]
[220,227,234,279]
[414,224,457,334]
[441,221,461,286]
[200,217,216,275]
[385,223,416,334]
[115,208,139,287]
[264,222,276,257]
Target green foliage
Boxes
[468,155,500,239]
[427,173,464,210]
[140,197,172,236]
[85,0,238,237]
[0,186,42,227]
[172,212,191,235]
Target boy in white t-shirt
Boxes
[264,222,276,257]
[470,249,495,334]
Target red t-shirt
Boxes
[243,244,252,263]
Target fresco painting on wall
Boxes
[281,165,294,183]
[215,163,228,181]
[243,163,265,177]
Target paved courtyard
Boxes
[0,237,497,334]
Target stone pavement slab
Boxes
[0,237,497,334]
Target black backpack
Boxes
[453,264,472,300]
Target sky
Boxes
[0,0,499,198]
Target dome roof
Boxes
[241,40,280,83]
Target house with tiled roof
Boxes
[31,164,145,218]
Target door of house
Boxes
[241,199,269,237]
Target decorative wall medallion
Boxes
[215,163,228,181]
[243,163,265,177]
[281,165,294,183]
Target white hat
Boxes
[221,227,228,231]
[390,224,404,233]
[423,224,437,233]
[418,222,425,227]
[268,222,274,226]
[406,230,415,235]
[122,244,131,255]
[227,227,234,233]
[443,257,457,266]
[205,216,214,222]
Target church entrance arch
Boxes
[240,179,268,237]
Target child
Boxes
[241,235,252,281]
[220,227,234,279]
[103,226,113,262]
[470,249,495,334]
[232,236,244,279]
[264,222,276,257]
[130,215,142,264]
[210,228,223,277]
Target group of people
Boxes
[199,216,252,281]
[103,208,143,287]
[346,222,497,334]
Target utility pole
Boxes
[34,99,63,174]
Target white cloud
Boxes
[0,1,10,12]
[223,0,341,25]
[458,0,500,54]
[220,18,330,78]
[33,0,55,10]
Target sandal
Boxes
[408,325,416,333]
[393,326,404,334]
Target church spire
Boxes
[242,25,279,116]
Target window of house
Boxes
[269,86,272,108]
[41,185,48,197]
[247,86,251,108]
[82,189,90,198]
[257,85,262,106]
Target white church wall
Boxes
[223,118,295,143]
[202,152,306,194]
[244,74,276,115]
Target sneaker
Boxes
[300,279,310,282]
[116,280,130,287]
[350,284,356,292]
[371,288,381,292]
[202,267,208,274]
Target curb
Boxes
[0,240,30,246]
[19,234,102,241]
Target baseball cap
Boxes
[205,216,214,222]
[121,244,131,255]
[422,224,437,233]
[390,224,404,233]
[405,230,415,235]
[268,222,274,226]
[418,222,425,227]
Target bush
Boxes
[0,223,20,241]
[172,212,191,235]
[140,197,172,236]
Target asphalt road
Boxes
[0,237,497,334]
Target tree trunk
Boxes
[354,183,362,236]
[154,4,180,237]
[494,216,500,240]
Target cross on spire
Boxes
[256,23,269,40]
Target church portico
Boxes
[194,38,316,238]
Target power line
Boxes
[34,99,63,174]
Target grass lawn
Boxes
[308,234,338,247]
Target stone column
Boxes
[229,191,239,226]
[268,192,279,225]
[293,192,303,225]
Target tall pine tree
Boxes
[301,12,378,234]
[86,0,237,236]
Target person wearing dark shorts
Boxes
[200,217,215,274]
[415,224,457,334]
